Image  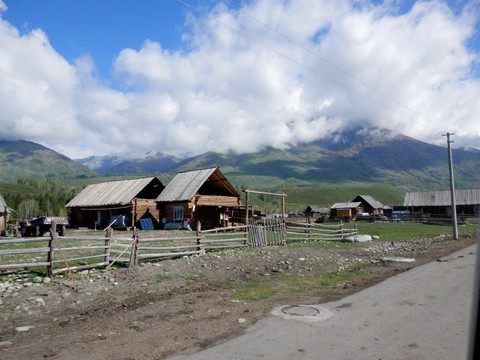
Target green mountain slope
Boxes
[173,132,480,191]
[0,140,97,182]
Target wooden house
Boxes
[156,167,241,229]
[0,194,9,235]
[330,202,362,221]
[352,195,385,216]
[65,177,165,229]
[304,206,330,219]
[404,188,480,217]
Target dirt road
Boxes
[169,243,478,360]
[0,231,477,360]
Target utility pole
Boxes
[442,132,458,240]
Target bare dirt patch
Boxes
[0,231,477,360]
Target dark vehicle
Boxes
[20,216,69,237]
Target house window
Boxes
[173,206,184,221]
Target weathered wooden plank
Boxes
[201,231,248,237]
[0,238,49,245]
[139,236,199,242]
[202,237,246,243]
[202,225,248,233]
[138,245,198,251]
[52,262,109,274]
[53,246,108,251]
[0,261,50,270]
[0,247,49,255]
[137,250,203,259]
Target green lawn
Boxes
[354,219,478,242]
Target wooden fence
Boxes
[285,220,357,242]
[0,230,110,276]
[200,225,249,249]
[0,218,357,277]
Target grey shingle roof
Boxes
[404,188,480,207]
[66,177,159,208]
[156,167,239,202]
[331,202,362,209]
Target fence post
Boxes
[46,222,56,278]
[307,217,311,242]
[196,221,202,251]
[129,227,138,267]
[263,218,268,246]
[104,228,111,265]
[340,221,344,240]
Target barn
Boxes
[65,177,165,229]
[0,194,9,236]
[156,167,242,230]
[404,188,480,217]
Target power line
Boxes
[173,0,448,134]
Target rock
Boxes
[16,326,35,332]
[372,235,380,240]
[79,270,89,275]
[381,257,416,263]
[354,235,372,242]
[343,236,355,242]
[237,318,246,323]
[33,297,46,306]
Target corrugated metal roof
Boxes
[66,177,158,208]
[404,188,480,207]
[355,195,384,209]
[331,202,362,209]
[0,194,7,213]
[156,167,239,202]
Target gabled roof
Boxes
[66,177,162,208]
[0,194,7,213]
[404,188,480,207]
[331,202,362,209]
[354,195,384,209]
[156,167,240,202]
[305,206,330,213]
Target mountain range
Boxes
[1,127,480,191]
[76,127,480,190]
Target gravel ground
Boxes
[0,230,477,360]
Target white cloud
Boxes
[0,0,479,160]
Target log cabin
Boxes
[156,167,242,230]
[65,177,165,229]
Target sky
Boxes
[0,0,479,160]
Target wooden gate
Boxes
[248,218,285,247]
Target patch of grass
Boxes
[234,279,281,301]
[234,267,366,302]
[157,274,175,281]
[181,274,205,283]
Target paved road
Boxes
[169,243,478,360]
